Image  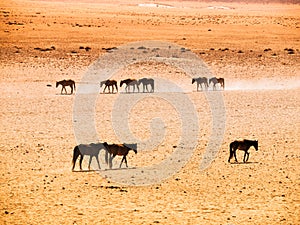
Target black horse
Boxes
[120,79,139,93]
[56,79,76,94]
[72,143,105,171]
[228,139,258,163]
[100,80,118,93]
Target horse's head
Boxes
[120,80,124,87]
[56,81,59,87]
[124,143,137,153]
[254,140,258,151]
[192,78,195,84]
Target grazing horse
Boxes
[138,78,154,93]
[100,80,118,93]
[103,142,137,169]
[192,77,208,91]
[120,79,139,93]
[228,139,258,163]
[56,79,76,94]
[72,143,105,171]
[209,77,225,90]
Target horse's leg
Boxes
[243,151,248,163]
[228,147,233,163]
[109,155,115,169]
[244,150,250,162]
[233,149,238,162]
[146,84,149,93]
[79,155,84,170]
[124,156,128,167]
[95,154,101,170]
[70,85,73,94]
[115,84,118,93]
[88,155,93,170]
[103,85,107,93]
[120,156,125,168]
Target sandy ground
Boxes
[0,0,299,224]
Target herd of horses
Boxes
[72,139,258,171]
[56,77,224,94]
[55,78,258,170]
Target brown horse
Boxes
[228,139,258,163]
[56,79,76,94]
[192,77,208,91]
[209,77,225,90]
[120,79,139,93]
[72,143,106,171]
[103,142,137,169]
[100,80,118,93]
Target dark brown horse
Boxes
[56,79,76,94]
[72,143,105,171]
[120,79,139,93]
[103,142,137,169]
[228,139,258,163]
[100,80,118,93]
[209,77,225,90]
[192,77,208,91]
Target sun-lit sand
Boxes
[0,0,299,224]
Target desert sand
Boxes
[0,0,299,224]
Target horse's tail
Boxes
[72,146,79,170]
[105,149,109,164]
[152,81,154,92]
[228,142,233,162]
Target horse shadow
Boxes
[72,169,103,173]
[229,161,259,165]
[103,167,137,171]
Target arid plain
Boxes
[0,0,299,224]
